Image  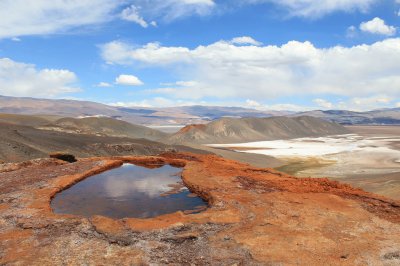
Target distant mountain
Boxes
[165,116,350,144]
[0,95,288,125]
[155,105,292,120]
[1,95,399,126]
[293,109,400,125]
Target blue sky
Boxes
[0,0,399,111]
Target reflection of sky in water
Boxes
[104,164,183,198]
[51,164,206,219]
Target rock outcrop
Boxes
[0,153,399,265]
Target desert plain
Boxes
[210,125,400,200]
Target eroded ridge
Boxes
[0,153,399,265]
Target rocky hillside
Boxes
[0,122,203,163]
[0,113,61,127]
[166,116,350,144]
[40,117,168,141]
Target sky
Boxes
[0,0,399,111]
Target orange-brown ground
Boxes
[178,124,207,133]
[0,153,399,265]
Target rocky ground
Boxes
[0,153,400,265]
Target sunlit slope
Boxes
[43,117,168,141]
[166,116,350,144]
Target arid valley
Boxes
[1,1,400,265]
[0,107,400,265]
[210,126,400,200]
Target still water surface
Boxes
[51,164,206,219]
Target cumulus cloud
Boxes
[115,74,144,86]
[0,58,79,97]
[244,0,377,18]
[313,99,333,109]
[96,82,112,87]
[121,5,157,28]
[231,36,262,46]
[360,17,397,36]
[333,95,396,111]
[245,99,263,108]
[110,97,174,108]
[102,41,191,65]
[0,0,387,39]
[101,38,400,101]
[121,5,149,27]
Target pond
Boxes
[51,163,207,219]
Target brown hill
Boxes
[0,122,202,163]
[166,116,350,144]
[41,117,168,141]
[0,113,61,127]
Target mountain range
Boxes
[0,95,288,126]
[0,112,347,163]
[1,95,400,125]
[293,109,400,125]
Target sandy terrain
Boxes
[210,126,400,200]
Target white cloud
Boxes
[115,74,144,86]
[244,0,377,18]
[245,99,263,108]
[396,102,400,108]
[0,0,122,39]
[121,5,149,28]
[360,17,397,36]
[0,58,79,97]
[0,0,386,39]
[333,96,396,111]
[96,82,112,87]
[0,0,217,38]
[102,41,192,65]
[101,38,400,101]
[122,0,215,23]
[231,36,262,46]
[346,25,357,38]
[110,97,181,108]
[264,103,314,112]
[313,99,333,109]
[352,95,391,106]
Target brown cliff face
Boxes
[0,153,399,265]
